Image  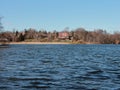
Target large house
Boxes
[58,31,70,40]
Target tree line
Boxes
[0,27,120,44]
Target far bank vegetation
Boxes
[0,27,120,44]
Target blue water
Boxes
[0,44,120,90]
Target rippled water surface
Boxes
[0,44,120,90]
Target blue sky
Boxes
[0,0,120,33]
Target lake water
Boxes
[0,44,120,90]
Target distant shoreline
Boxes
[10,42,70,45]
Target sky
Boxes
[0,0,120,33]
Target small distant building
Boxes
[0,38,9,46]
[0,38,9,42]
[58,32,69,39]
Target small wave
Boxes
[8,77,54,82]
[22,85,50,89]
[87,69,103,74]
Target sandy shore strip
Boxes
[10,42,70,44]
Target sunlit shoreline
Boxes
[10,42,70,45]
